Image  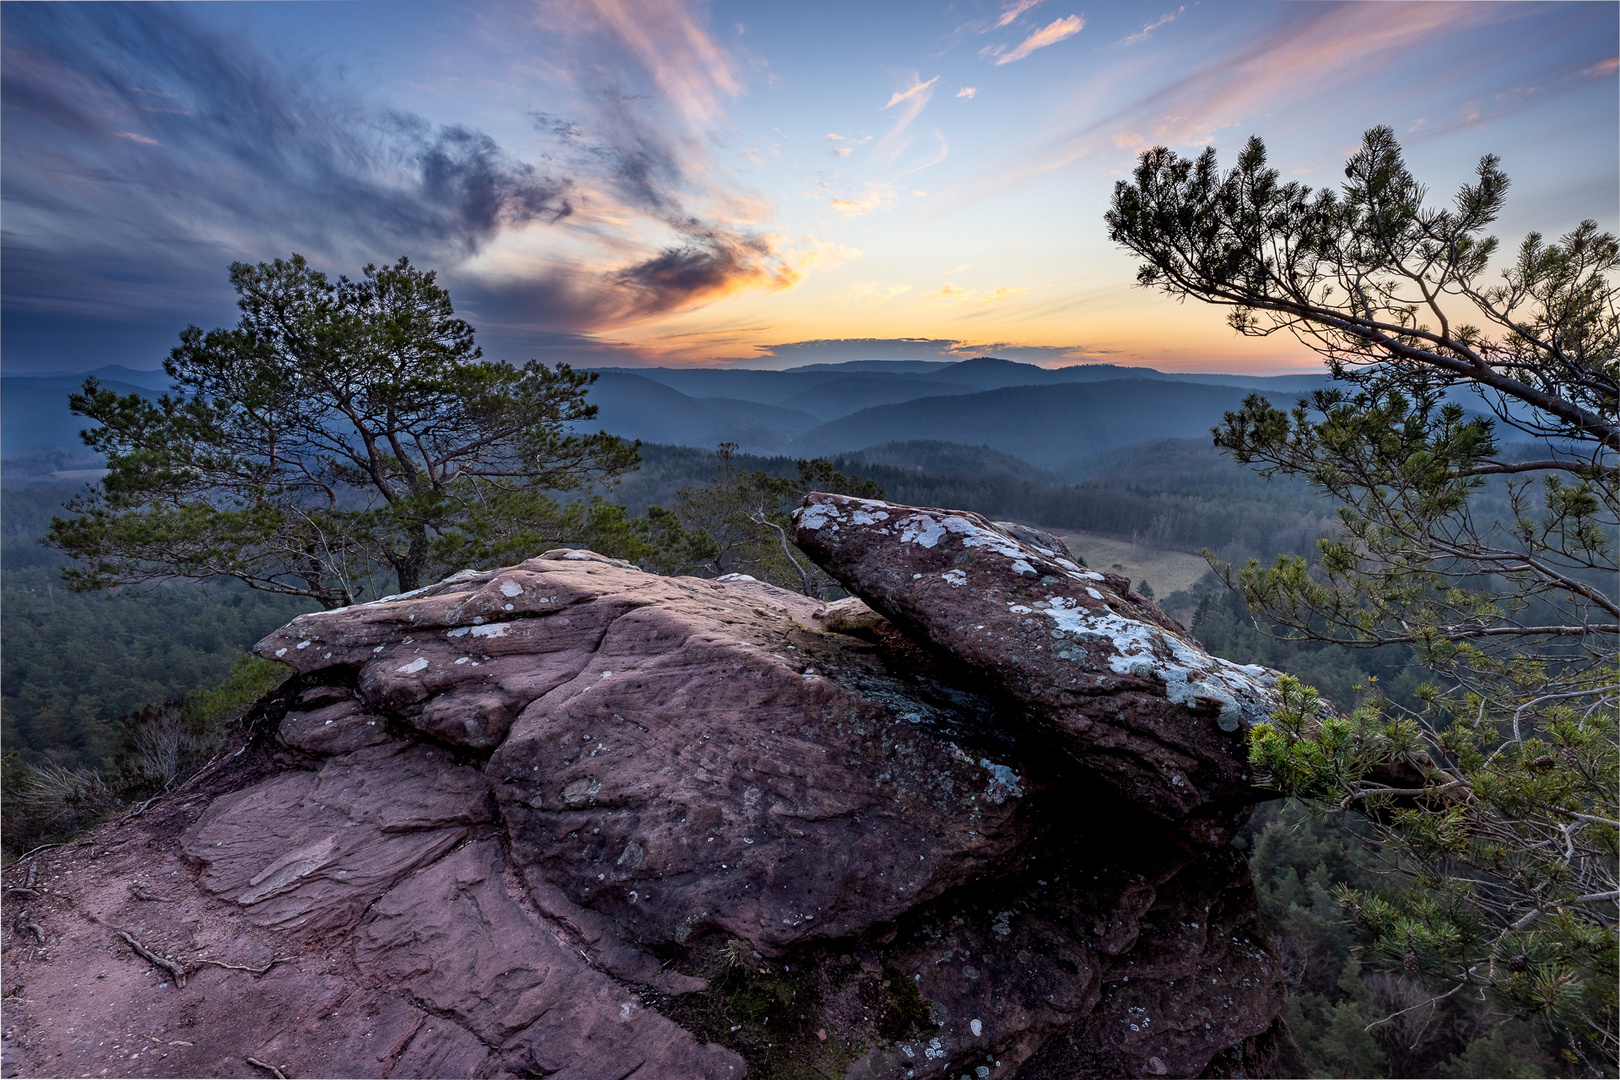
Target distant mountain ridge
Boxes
[4,365,174,391]
[3,357,1336,481]
[595,356,1333,403]
[0,373,163,457]
[576,359,1332,476]
[795,379,1259,472]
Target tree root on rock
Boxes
[116,930,187,987]
[190,956,286,976]
[128,883,174,903]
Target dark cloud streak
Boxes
[1,2,580,371]
[1,4,571,263]
[1,4,801,373]
[526,94,795,322]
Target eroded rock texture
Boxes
[1,504,1305,1079]
[793,493,1279,847]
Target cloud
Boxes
[874,73,940,165]
[0,2,833,372]
[576,0,743,128]
[1111,115,1230,152]
[981,286,1029,303]
[883,75,941,111]
[927,282,975,302]
[924,281,1030,305]
[753,337,964,363]
[995,0,1047,29]
[995,15,1085,64]
[529,84,856,324]
[956,86,978,99]
[970,2,1528,198]
[825,132,869,158]
[826,182,899,218]
[1,5,572,276]
[1580,56,1618,78]
[743,337,1109,369]
[782,235,863,276]
[891,131,949,178]
[952,342,1117,364]
[612,227,796,315]
[1123,7,1185,45]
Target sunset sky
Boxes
[3,0,1616,375]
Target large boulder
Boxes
[1,511,1303,1079]
[792,493,1279,846]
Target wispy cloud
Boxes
[875,73,939,164]
[1580,56,1618,78]
[956,86,978,99]
[0,1,844,365]
[825,132,871,157]
[995,0,1047,29]
[995,15,1084,64]
[0,4,572,275]
[981,286,1029,303]
[1123,7,1185,45]
[925,281,1030,304]
[577,0,743,128]
[826,182,899,218]
[972,2,1526,197]
[831,282,912,310]
[883,75,940,111]
[892,131,950,178]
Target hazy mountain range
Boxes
[2,358,1333,480]
[577,358,1331,475]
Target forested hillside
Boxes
[1,485,312,769]
[5,435,1336,772]
[614,438,1339,561]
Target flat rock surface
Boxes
[3,530,1304,1079]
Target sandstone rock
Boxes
[355,840,742,1078]
[812,595,889,636]
[793,493,1280,845]
[183,741,491,933]
[3,520,1301,1079]
[267,549,1035,955]
[278,686,393,753]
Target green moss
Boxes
[877,965,933,1042]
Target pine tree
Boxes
[1109,126,1618,1069]
[49,255,640,607]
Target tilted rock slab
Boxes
[1,539,1304,1079]
[793,493,1282,846]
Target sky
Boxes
[2,1,1615,376]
